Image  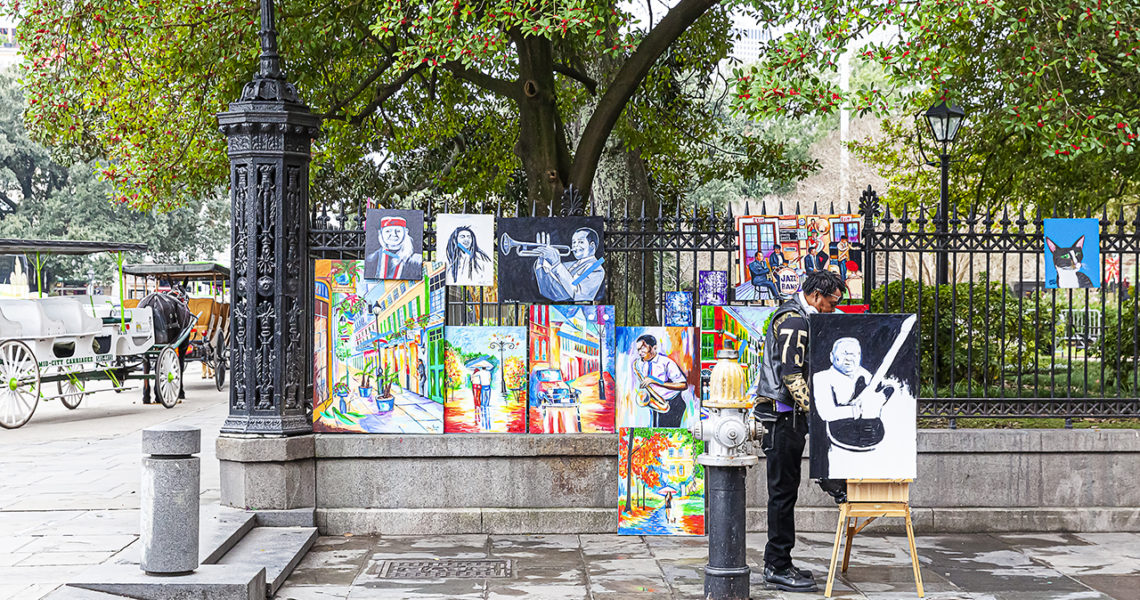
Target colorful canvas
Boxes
[735,214,863,300]
[496,216,606,303]
[312,259,447,433]
[807,313,918,480]
[615,326,699,428]
[444,326,528,433]
[1044,218,1100,289]
[697,271,728,306]
[364,208,424,281]
[664,292,694,326]
[618,427,705,536]
[436,213,495,287]
[1106,254,1122,287]
[698,306,775,402]
[527,305,616,433]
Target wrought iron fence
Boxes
[862,187,1140,421]
[308,187,1140,420]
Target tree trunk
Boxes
[514,33,572,216]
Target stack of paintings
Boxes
[312,259,447,433]
[527,305,616,433]
[614,326,704,535]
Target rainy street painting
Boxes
[312,259,447,433]
[528,305,616,433]
[444,326,528,433]
[618,427,705,536]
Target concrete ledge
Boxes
[918,428,1140,453]
[252,507,317,528]
[317,508,616,535]
[315,433,618,458]
[217,435,315,462]
[68,564,266,600]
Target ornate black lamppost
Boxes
[488,334,518,395]
[217,0,321,435]
[920,100,966,286]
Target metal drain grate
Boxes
[372,559,513,579]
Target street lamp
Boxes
[920,99,966,285]
[585,308,609,404]
[488,335,518,395]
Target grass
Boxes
[918,417,1140,429]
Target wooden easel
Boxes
[824,479,924,598]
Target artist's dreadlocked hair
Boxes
[802,269,847,297]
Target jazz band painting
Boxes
[807,313,917,480]
[497,217,606,304]
[364,209,424,281]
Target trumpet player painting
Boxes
[496,216,606,304]
[436,213,495,287]
[615,326,699,429]
[527,305,616,433]
[618,427,705,536]
[807,313,918,480]
[444,326,528,433]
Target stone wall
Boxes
[217,429,1140,535]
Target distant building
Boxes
[0,21,19,69]
[729,27,766,64]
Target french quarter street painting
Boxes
[698,306,775,402]
[364,208,424,281]
[436,213,495,287]
[1043,218,1100,289]
[527,305,616,433]
[735,214,863,301]
[313,260,447,433]
[444,326,528,433]
[807,313,918,480]
[618,427,705,536]
[614,326,700,429]
[496,216,606,304]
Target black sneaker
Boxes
[763,565,818,592]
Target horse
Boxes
[139,290,193,404]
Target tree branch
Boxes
[381,135,467,201]
[568,0,720,195]
[440,61,519,100]
[321,65,425,125]
[553,63,597,95]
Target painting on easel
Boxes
[618,427,705,536]
[807,313,918,479]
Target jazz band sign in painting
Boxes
[497,217,606,304]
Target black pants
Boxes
[761,411,807,570]
[650,394,687,428]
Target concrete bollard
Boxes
[140,424,201,575]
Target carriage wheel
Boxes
[58,370,85,410]
[214,354,227,391]
[155,346,182,409]
[0,341,41,429]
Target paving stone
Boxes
[16,552,118,567]
[1063,575,1138,600]
[272,584,352,599]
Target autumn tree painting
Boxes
[618,427,704,536]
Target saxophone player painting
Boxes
[615,326,699,428]
[496,216,606,303]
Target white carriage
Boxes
[0,240,195,429]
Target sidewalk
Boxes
[0,378,228,600]
[276,531,1139,599]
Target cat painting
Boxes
[1046,236,1092,288]
[1043,218,1100,290]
